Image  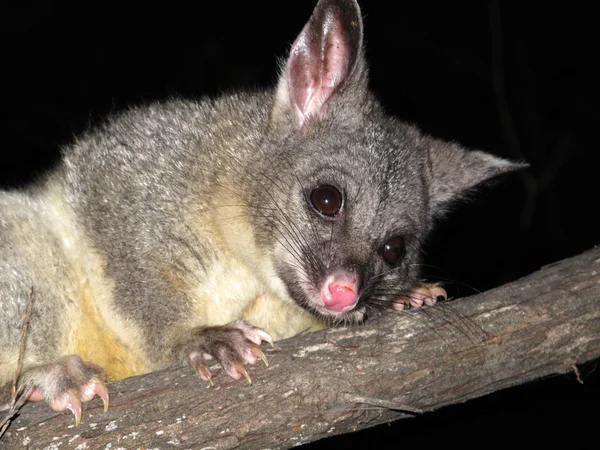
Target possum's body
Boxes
[1,96,325,383]
[0,0,521,424]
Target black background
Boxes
[1,1,598,447]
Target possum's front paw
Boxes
[174,320,273,385]
[18,355,109,426]
[392,283,447,311]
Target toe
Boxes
[429,285,447,304]
[229,361,251,385]
[50,392,83,427]
[231,320,273,346]
[393,284,446,310]
[250,346,269,367]
[391,299,408,311]
[188,351,214,385]
[408,287,428,308]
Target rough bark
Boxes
[2,247,599,449]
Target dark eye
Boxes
[382,236,406,265]
[309,185,342,217]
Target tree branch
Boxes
[2,247,599,449]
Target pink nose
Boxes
[321,272,359,312]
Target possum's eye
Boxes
[382,236,406,265]
[310,185,342,217]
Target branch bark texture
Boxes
[2,247,600,449]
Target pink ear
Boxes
[285,0,362,127]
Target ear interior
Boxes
[275,0,364,127]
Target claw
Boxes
[80,379,110,412]
[95,380,110,413]
[232,361,252,385]
[69,400,82,427]
[251,346,269,367]
[189,351,214,385]
[235,323,273,347]
[196,364,214,385]
[51,393,83,427]
[257,330,274,347]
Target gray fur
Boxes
[0,0,523,395]
[0,192,76,366]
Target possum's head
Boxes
[244,0,523,324]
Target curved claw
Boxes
[50,392,83,427]
[197,364,214,386]
[69,400,83,427]
[189,351,214,385]
[251,346,269,367]
[231,320,274,347]
[95,380,110,412]
[231,361,252,385]
[256,330,274,347]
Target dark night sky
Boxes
[1,1,598,447]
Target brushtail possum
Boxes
[0,0,522,425]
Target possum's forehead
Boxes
[289,125,427,233]
[295,122,425,194]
